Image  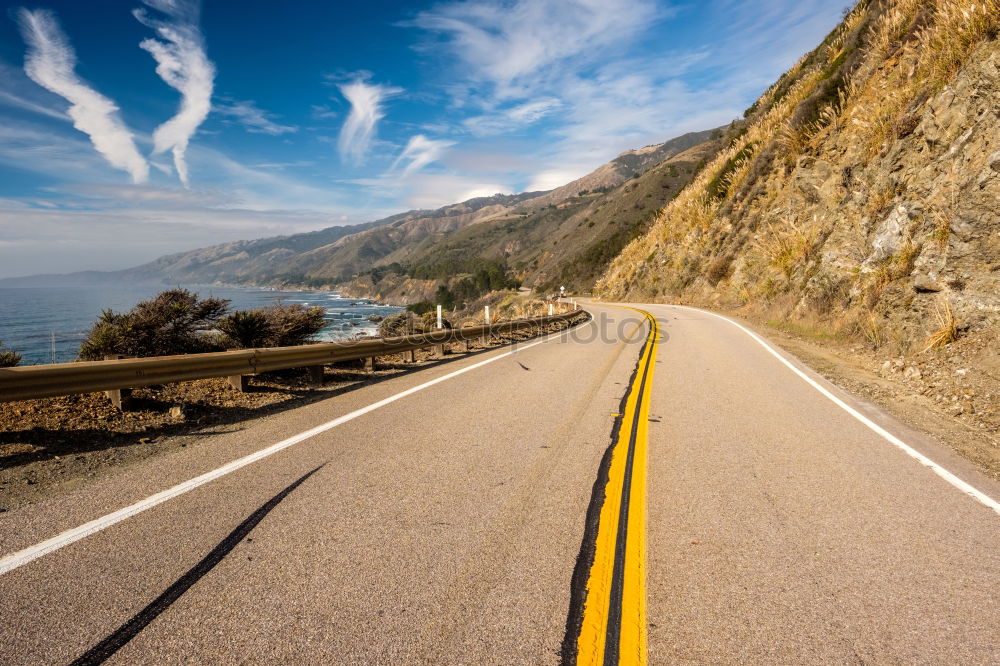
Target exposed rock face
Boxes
[598,0,999,356]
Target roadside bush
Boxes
[215,310,271,348]
[406,301,435,315]
[377,311,419,337]
[78,289,229,360]
[78,290,329,359]
[218,304,326,348]
[420,311,452,330]
[0,340,22,367]
[257,304,326,347]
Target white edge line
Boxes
[0,331,567,576]
[665,304,1000,515]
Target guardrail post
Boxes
[365,356,377,372]
[104,387,132,410]
[228,374,249,392]
[435,343,447,357]
[408,349,417,363]
[307,365,325,386]
[103,355,133,410]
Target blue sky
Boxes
[0,0,846,278]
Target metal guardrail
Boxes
[0,309,585,403]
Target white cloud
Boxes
[348,171,512,211]
[215,99,297,135]
[16,9,149,183]
[337,78,401,164]
[462,97,561,136]
[389,135,455,176]
[0,88,69,121]
[408,0,662,96]
[527,169,587,192]
[310,104,338,120]
[134,0,215,187]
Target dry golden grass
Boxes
[859,310,884,349]
[922,298,959,352]
[753,219,820,279]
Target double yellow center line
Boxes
[577,309,659,665]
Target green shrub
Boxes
[216,310,271,348]
[79,289,229,360]
[262,304,326,346]
[227,304,326,348]
[0,340,21,367]
[79,290,328,359]
[406,301,436,315]
[420,311,452,330]
[377,311,419,337]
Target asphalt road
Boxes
[1,303,998,664]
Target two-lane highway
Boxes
[1,303,998,664]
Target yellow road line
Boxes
[577,309,659,665]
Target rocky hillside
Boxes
[598,0,999,360]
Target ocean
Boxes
[0,285,402,367]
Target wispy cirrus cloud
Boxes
[215,99,297,135]
[461,97,562,136]
[134,0,214,187]
[406,0,664,96]
[16,9,149,183]
[337,77,402,164]
[349,172,511,210]
[389,135,455,176]
[310,104,339,120]
[0,91,64,121]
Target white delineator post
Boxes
[549,303,554,315]
[434,304,445,356]
[483,306,490,346]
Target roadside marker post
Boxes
[436,305,443,330]
[549,303,555,316]
[483,306,490,346]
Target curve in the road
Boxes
[670,304,1000,515]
